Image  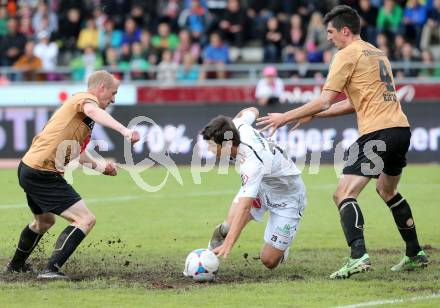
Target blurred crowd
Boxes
[0,0,440,83]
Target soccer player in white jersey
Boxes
[201,107,306,268]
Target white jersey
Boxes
[232,112,301,201]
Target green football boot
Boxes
[330,253,371,279]
[391,250,429,272]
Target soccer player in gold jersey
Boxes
[5,71,140,279]
[257,5,428,279]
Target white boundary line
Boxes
[333,292,440,308]
[2,182,440,210]
[0,190,237,210]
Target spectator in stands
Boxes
[0,17,26,67]
[13,40,42,81]
[98,18,123,52]
[139,29,159,67]
[395,42,419,78]
[316,49,335,80]
[19,14,34,39]
[0,6,8,37]
[402,0,427,46]
[34,30,59,80]
[176,52,200,82]
[34,15,54,42]
[130,4,149,29]
[104,47,124,80]
[376,32,390,53]
[159,0,181,31]
[255,65,284,106]
[218,0,248,47]
[178,0,209,43]
[377,0,403,36]
[57,8,82,57]
[393,34,406,60]
[32,0,58,37]
[152,22,179,56]
[69,46,103,81]
[58,0,87,18]
[121,17,142,46]
[305,12,329,62]
[18,4,34,39]
[246,0,272,40]
[95,0,129,28]
[157,49,178,84]
[420,0,440,51]
[173,29,201,64]
[118,43,132,71]
[357,0,378,44]
[183,0,208,10]
[291,48,315,79]
[93,7,107,32]
[130,42,150,80]
[418,49,440,78]
[200,32,229,80]
[77,17,99,51]
[263,16,283,63]
[283,14,306,63]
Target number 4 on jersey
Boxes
[379,60,395,92]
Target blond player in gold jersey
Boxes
[257,5,428,279]
[5,71,140,279]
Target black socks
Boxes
[11,225,43,265]
[45,225,86,272]
[339,198,367,259]
[386,193,421,257]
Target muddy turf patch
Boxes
[1,241,436,290]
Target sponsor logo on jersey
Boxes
[276,224,293,235]
[265,195,287,208]
[241,174,249,186]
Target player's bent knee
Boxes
[77,213,96,233]
[261,256,280,269]
[333,190,345,206]
[375,186,396,202]
[31,217,55,233]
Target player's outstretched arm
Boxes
[314,98,355,118]
[213,197,253,258]
[83,102,140,143]
[79,150,117,176]
[234,107,259,120]
[290,99,355,131]
[256,90,340,135]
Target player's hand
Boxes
[103,162,117,176]
[123,129,140,144]
[130,130,140,144]
[256,113,288,136]
[289,115,313,131]
[212,242,233,259]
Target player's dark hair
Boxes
[324,5,361,35]
[201,116,240,146]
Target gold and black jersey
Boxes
[22,92,99,173]
[324,40,409,136]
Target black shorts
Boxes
[342,127,411,178]
[17,161,82,215]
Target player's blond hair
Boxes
[87,70,119,89]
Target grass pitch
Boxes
[0,165,439,307]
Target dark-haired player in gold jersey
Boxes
[5,70,140,279]
[257,5,428,279]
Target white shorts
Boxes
[234,175,306,251]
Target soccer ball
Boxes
[183,249,220,282]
